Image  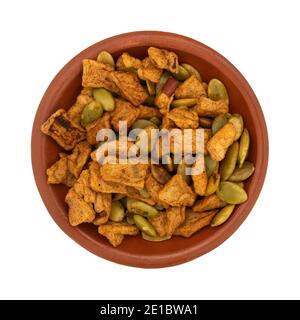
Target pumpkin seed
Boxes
[171,98,197,108]
[149,117,161,127]
[156,71,172,94]
[229,161,255,182]
[220,141,239,180]
[146,80,156,95]
[127,199,158,217]
[208,78,229,105]
[216,181,248,204]
[172,65,190,81]
[93,88,115,111]
[132,119,157,130]
[109,200,125,222]
[142,232,171,242]
[228,114,244,141]
[211,205,235,227]
[212,114,228,135]
[133,215,157,237]
[238,128,250,168]
[96,51,115,68]
[205,172,221,196]
[181,63,202,81]
[205,155,219,178]
[199,117,213,128]
[80,101,103,127]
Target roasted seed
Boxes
[142,232,171,242]
[208,78,229,105]
[109,201,125,222]
[181,63,202,81]
[171,98,197,108]
[220,141,239,180]
[80,101,103,127]
[205,172,221,196]
[93,88,115,111]
[238,128,250,168]
[228,161,255,182]
[172,65,190,81]
[212,114,228,135]
[156,71,172,94]
[211,205,235,227]
[216,181,248,204]
[127,199,158,217]
[228,114,244,141]
[97,51,115,68]
[133,215,157,237]
[205,155,219,178]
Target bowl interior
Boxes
[33,32,268,268]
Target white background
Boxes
[0,0,299,300]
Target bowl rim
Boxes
[31,31,269,268]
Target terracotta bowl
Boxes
[31,31,268,268]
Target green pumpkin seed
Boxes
[109,200,125,222]
[228,114,244,141]
[211,205,235,227]
[80,101,103,127]
[199,117,213,128]
[172,65,190,81]
[171,98,197,108]
[149,117,161,127]
[205,155,219,178]
[144,95,155,106]
[142,232,171,242]
[205,173,221,196]
[238,128,250,168]
[212,114,228,135]
[177,162,191,184]
[229,161,255,182]
[127,199,158,217]
[208,78,229,105]
[133,215,157,237]
[146,80,156,95]
[220,141,239,180]
[96,51,115,68]
[156,71,172,94]
[132,119,157,130]
[126,216,135,225]
[181,63,202,81]
[93,88,115,111]
[216,181,248,204]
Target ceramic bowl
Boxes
[31,31,268,268]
